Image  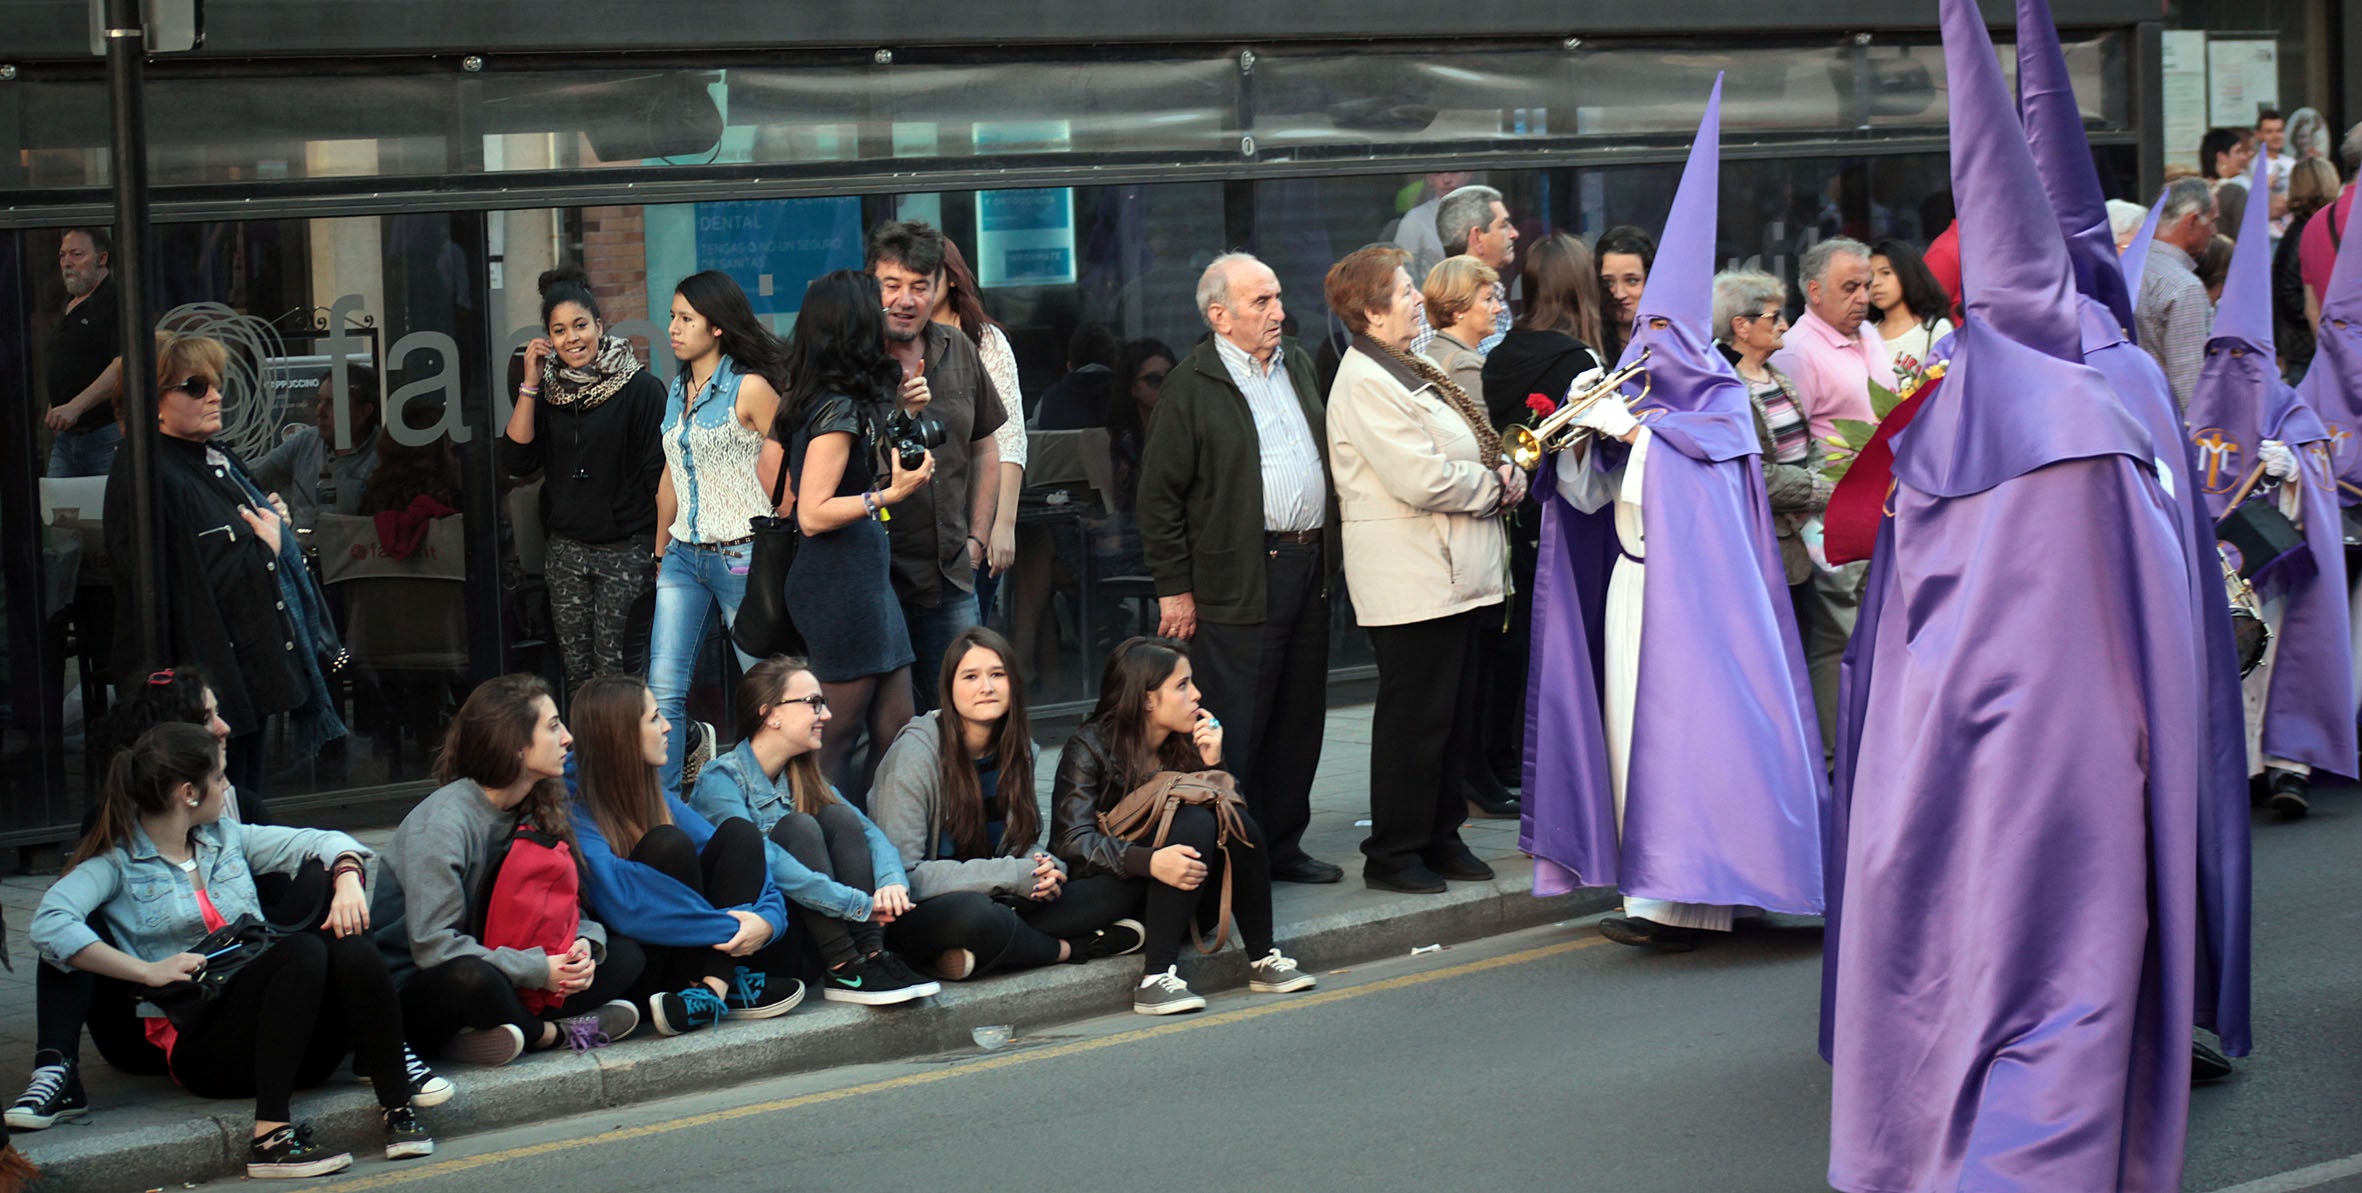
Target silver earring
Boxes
[186,798,201,808]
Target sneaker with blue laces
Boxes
[651,985,729,1036]
[725,966,805,1020]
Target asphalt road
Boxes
[253,792,2362,1193]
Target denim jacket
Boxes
[33,819,363,969]
[686,740,908,923]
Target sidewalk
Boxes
[0,702,1610,1191]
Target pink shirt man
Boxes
[1770,306,1897,445]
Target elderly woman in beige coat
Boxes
[1324,245,1525,895]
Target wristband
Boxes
[967,534,985,552]
[863,491,881,520]
[517,385,539,397]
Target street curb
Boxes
[24,873,1614,1191]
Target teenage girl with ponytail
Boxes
[31,723,434,1178]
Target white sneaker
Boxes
[1132,966,1207,1016]
[1249,948,1316,994]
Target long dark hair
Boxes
[1517,232,1605,351]
[1867,238,1952,328]
[933,626,1037,858]
[674,270,791,394]
[1106,337,1176,512]
[937,239,1000,346]
[1083,637,1204,789]
[737,656,836,816]
[97,663,216,759]
[773,270,901,434]
[571,676,669,856]
[72,722,218,869]
[436,674,576,847]
[1597,225,1657,358]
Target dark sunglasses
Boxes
[166,376,215,399]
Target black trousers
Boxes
[1362,608,1484,874]
[1476,515,1541,788]
[168,932,411,1121]
[1136,803,1276,971]
[885,873,1143,976]
[1188,539,1329,866]
[770,803,884,968]
[398,936,647,1057]
[626,818,795,1001]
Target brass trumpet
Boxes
[1506,350,1652,472]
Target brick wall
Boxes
[580,205,649,323]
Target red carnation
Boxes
[1525,392,1558,417]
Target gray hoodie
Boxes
[868,712,1059,901]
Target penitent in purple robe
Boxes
[2297,177,2362,497]
[1827,1,2203,1189]
[1519,77,1825,913]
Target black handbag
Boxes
[730,452,806,659]
[145,915,295,1029]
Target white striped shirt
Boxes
[1212,334,1327,532]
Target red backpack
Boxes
[471,824,583,1013]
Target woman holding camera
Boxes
[759,270,934,798]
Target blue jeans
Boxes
[48,423,122,478]
[973,565,999,628]
[902,592,980,713]
[650,540,757,796]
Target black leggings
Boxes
[398,937,647,1057]
[34,859,329,1075]
[167,932,410,1122]
[885,873,1144,977]
[769,804,884,968]
[1137,804,1276,971]
[625,818,796,1000]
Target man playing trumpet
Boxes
[1520,79,1827,951]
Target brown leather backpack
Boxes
[1096,770,1252,954]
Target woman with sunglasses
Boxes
[686,657,939,1007]
[105,333,347,812]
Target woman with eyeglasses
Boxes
[1865,239,1956,382]
[685,657,940,1007]
[499,264,666,694]
[105,332,346,813]
[1712,271,1838,705]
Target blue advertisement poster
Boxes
[973,120,1077,287]
[693,197,865,315]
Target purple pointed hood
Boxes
[2190,150,2330,497]
[1615,75,1755,462]
[2297,164,2362,489]
[2120,195,2167,301]
[2017,0,2136,334]
[1892,0,2152,499]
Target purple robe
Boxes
[2295,167,2362,497]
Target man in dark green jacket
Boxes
[1136,252,1343,884]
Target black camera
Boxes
[888,409,947,472]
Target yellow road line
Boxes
[327,934,1606,1189]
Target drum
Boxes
[2222,551,2271,676]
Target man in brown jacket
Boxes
[1136,252,1343,884]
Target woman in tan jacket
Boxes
[1324,245,1525,894]
[1420,256,1500,402]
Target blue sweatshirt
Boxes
[566,786,790,950]
[687,740,909,924]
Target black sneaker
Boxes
[247,1123,352,1179]
[725,967,805,1020]
[650,985,729,1036]
[821,953,939,1006]
[445,1023,526,1066]
[5,1053,86,1130]
[1077,918,1147,962]
[382,1105,435,1160]
[2266,768,2311,821]
[877,952,944,998]
[356,1044,453,1108]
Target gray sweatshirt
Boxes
[869,712,1055,901]
[369,778,607,989]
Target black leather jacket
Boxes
[1049,724,1163,880]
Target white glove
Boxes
[1573,393,1640,440]
[1564,367,1605,401]
[2258,439,2299,482]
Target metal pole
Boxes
[104,0,163,666]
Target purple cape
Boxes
[1519,413,1826,913]
[1829,2,2201,1188]
[2298,168,2362,495]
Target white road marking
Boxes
[2210,1152,2362,1193]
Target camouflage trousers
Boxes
[548,533,657,688]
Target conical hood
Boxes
[1611,74,1756,462]
[1628,74,1721,340]
[2297,194,2362,490]
[2016,0,2135,333]
[2211,150,2277,351]
[1894,0,2150,499]
[2121,195,2166,300]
